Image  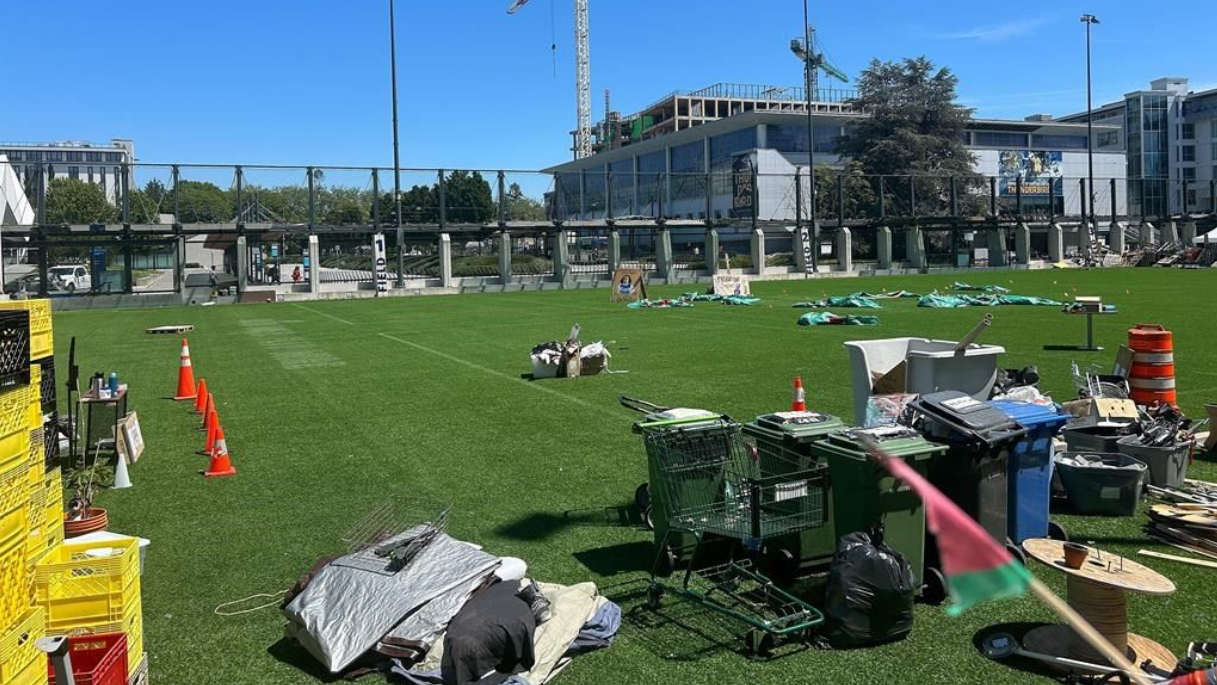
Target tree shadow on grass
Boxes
[494,503,641,542]
[573,540,655,577]
[267,637,342,683]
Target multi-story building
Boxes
[1058,77,1217,217]
[0,138,135,205]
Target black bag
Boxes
[822,527,917,648]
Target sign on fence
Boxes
[609,267,647,303]
[711,274,750,297]
[373,233,389,295]
[798,226,815,274]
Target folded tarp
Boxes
[680,292,722,302]
[798,312,879,326]
[722,295,761,306]
[1000,294,1065,306]
[918,292,1063,308]
[793,296,882,309]
[283,530,500,673]
[950,281,1010,293]
[867,290,920,299]
[627,298,693,309]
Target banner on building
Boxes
[711,274,751,297]
[998,150,1062,197]
[730,156,755,219]
[373,233,389,295]
[609,267,647,303]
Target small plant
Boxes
[64,462,114,518]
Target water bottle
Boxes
[109,372,119,395]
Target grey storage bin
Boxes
[1063,424,1126,454]
[1056,452,1147,516]
[1116,436,1192,489]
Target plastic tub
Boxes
[844,337,1005,425]
[1063,424,1127,454]
[1056,452,1146,516]
[70,531,152,576]
[48,633,127,685]
[1115,436,1192,489]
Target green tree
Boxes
[174,180,230,223]
[45,178,118,224]
[143,179,167,207]
[813,162,879,221]
[324,197,368,226]
[504,182,547,221]
[126,189,160,224]
[442,171,494,223]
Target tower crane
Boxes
[508,0,592,159]
[789,27,847,101]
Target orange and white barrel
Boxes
[1127,324,1176,407]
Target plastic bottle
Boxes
[109,372,119,395]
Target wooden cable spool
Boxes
[1067,577,1129,662]
[1127,324,1176,406]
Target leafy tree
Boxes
[126,189,160,224]
[143,179,167,207]
[324,197,368,226]
[45,178,118,224]
[813,162,879,221]
[174,180,230,223]
[505,182,547,221]
[442,171,493,223]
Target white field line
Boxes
[291,303,356,326]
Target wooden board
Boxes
[146,325,194,334]
[1148,504,1217,530]
[609,268,647,303]
[1022,539,1176,595]
[116,412,145,464]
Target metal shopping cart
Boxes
[636,414,828,657]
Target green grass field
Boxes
[56,268,1217,685]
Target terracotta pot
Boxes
[1062,542,1090,569]
[64,508,108,538]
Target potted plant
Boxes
[63,463,113,537]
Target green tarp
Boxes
[797,312,880,326]
[793,296,882,309]
[722,296,761,306]
[918,292,1064,308]
[951,281,1011,294]
[680,292,761,306]
[627,298,693,309]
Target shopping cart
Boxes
[637,414,828,657]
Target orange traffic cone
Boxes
[198,393,215,432]
[173,339,197,401]
[203,427,236,478]
[193,379,209,414]
[791,376,807,412]
[199,408,221,456]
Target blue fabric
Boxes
[568,601,622,653]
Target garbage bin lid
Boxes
[911,391,1023,442]
[990,400,1069,432]
[818,424,946,459]
[755,410,844,434]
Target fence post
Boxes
[121,163,130,225]
[307,167,316,232]
[437,169,447,229]
[878,175,886,219]
[497,170,507,225]
[605,169,614,221]
[909,176,916,218]
[371,169,380,228]
[235,166,244,227]
[1015,177,1023,218]
[36,227,49,297]
[704,228,718,275]
[121,164,133,293]
[704,171,712,221]
[35,164,47,225]
[989,176,997,217]
[950,176,958,217]
[1110,178,1118,220]
[1048,177,1056,221]
[498,231,512,285]
[1079,177,1087,223]
[172,165,183,293]
[751,165,759,230]
[794,167,803,229]
[836,173,845,226]
[439,232,453,288]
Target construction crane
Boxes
[508,0,593,159]
[789,27,847,101]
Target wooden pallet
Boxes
[128,653,149,685]
[145,325,194,335]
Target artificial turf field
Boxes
[56,267,1217,685]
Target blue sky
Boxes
[4,0,1213,173]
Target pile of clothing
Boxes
[797,312,879,327]
[282,528,620,684]
[793,295,882,309]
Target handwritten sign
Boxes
[117,412,145,464]
[711,274,750,297]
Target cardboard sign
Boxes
[117,412,145,464]
[798,227,815,274]
[711,274,750,297]
[609,267,646,303]
[373,233,389,296]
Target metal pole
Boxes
[803,0,818,273]
[371,169,380,228]
[120,163,130,224]
[836,173,845,225]
[235,166,243,228]
[1110,177,1117,220]
[751,164,759,230]
[949,176,958,217]
[605,169,613,220]
[437,169,446,229]
[1016,177,1023,218]
[1082,14,1099,263]
[794,167,803,228]
[989,176,997,217]
[307,167,316,231]
[389,0,405,287]
[878,176,886,218]
[497,170,507,225]
[36,164,46,224]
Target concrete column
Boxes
[876,226,893,270]
[1140,221,1155,246]
[1181,221,1197,246]
[554,229,571,281]
[608,230,621,275]
[836,227,853,273]
[987,227,1008,267]
[307,234,320,293]
[655,228,674,281]
[235,235,248,294]
[439,233,453,288]
[705,228,719,275]
[1015,223,1031,264]
[498,231,513,284]
[750,228,765,275]
[1162,220,1180,246]
[906,227,926,269]
[1048,223,1064,262]
[1108,222,1126,254]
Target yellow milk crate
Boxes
[0,300,53,362]
[34,538,140,632]
[0,385,34,473]
[26,364,42,432]
[0,607,43,683]
[26,468,63,568]
[8,655,48,685]
[63,596,142,677]
[26,427,43,495]
[0,534,31,633]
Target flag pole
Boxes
[1027,577,1154,685]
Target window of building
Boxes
[105,152,122,162]
[1182,145,1196,162]
[87,166,94,183]
[1031,134,1088,150]
[1182,167,1196,181]
[85,151,102,162]
[66,151,82,162]
[44,151,59,161]
[1212,141,1217,160]
[1182,122,1195,139]
[1097,130,1119,147]
[68,166,79,179]
[709,128,758,164]
[669,141,705,202]
[3,150,20,161]
[973,131,1028,148]
[637,150,667,208]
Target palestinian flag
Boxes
[1166,668,1217,685]
[880,453,1032,616]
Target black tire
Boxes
[634,483,651,511]
[641,505,655,531]
[745,630,775,659]
[654,544,677,578]
[921,567,947,605]
[1047,521,1069,542]
[646,584,663,611]
[1007,542,1028,566]
[65,283,76,293]
[765,547,798,588]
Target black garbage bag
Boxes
[821,527,917,648]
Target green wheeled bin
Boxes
[809,426,946,587]
[742,410,846,582]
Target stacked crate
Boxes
[0,305,46,684]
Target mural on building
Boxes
[998,150,1062,196]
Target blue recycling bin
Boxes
[991,400,1069,543]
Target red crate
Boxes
[48,633,126,685]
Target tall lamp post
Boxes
[802,0,818,273]
[389,0,405,287]
[1081,13,1099,265]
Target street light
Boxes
[1081,13,1099,264]
[802,0,818,273]
[389,0,405,287]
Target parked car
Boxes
[47,265,91,292]
[2,273,41,295]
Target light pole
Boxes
[389,0,405,287]
[802,0,818,273]
[1081,13,1099,264]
